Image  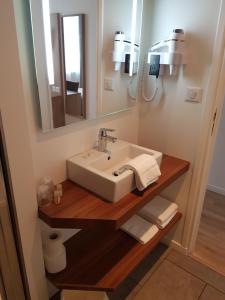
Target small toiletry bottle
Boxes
[37,184,52,207]
[53,190,61,205]
[41,176,54,201]
[56,184,63,197]
[53,184,63,205]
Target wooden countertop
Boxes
[38,155,189,230]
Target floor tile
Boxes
[132,259,205,300]
[125,284,142,300]
[108,243,168,300]
[167,250,225,293]
[200,285,225,300]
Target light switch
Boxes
[185,87,202,103]
[104,78,115,91]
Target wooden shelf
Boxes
[39,155,189,230]
[47,212,182,291]
[42,154,187,291]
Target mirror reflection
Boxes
[62,15,86,125]
[30,0,143,132]
[49,10,86,128]
[99,0,143,116]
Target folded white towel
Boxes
[138,196,178,228]
[157,210,178,229]
[121,215,159,244]
[123,154,161,191]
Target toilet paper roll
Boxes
[44,231,64,256]
[44,246,67,273]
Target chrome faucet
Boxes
[97,128,117,155]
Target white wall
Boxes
[208,96,225,195]
[139,0,220,161]
[138,0,221,244]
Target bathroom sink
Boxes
[67,140,162,202]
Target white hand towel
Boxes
[138,196,178,227]
[121,215,159,244]
[123,154,161,191]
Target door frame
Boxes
[182,0,225,253]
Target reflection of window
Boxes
[63,17,81,83]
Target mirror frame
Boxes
[30,0,54,131]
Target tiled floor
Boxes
[194,190,225,276]
[125,249,225,300]
[107,243,168,300]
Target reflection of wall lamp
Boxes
[42,0,54,85]
[112,31,139,76]
[112,0,138,76]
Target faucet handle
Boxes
[99,128,115,137]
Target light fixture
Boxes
[42,0,54,85]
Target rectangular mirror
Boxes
[29,0,143,132]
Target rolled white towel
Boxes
[123,154,161,191]
[121,215,159,244]
[138,196,178,228]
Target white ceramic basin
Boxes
[67,140,162,202]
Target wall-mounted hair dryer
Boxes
[112,31,139,75]
[148,29,186,76]
[142,29,187,102]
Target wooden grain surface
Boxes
[47,212,182,291]
[194,190,225,276]
[38,155,189,230]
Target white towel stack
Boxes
[123,154,161,191]
[138,196,178,229]
[121,215,159,244]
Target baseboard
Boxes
[207,184,225,196]
[162,237,188,255]
[170,240,188,255]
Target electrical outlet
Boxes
[185,87,202,103]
